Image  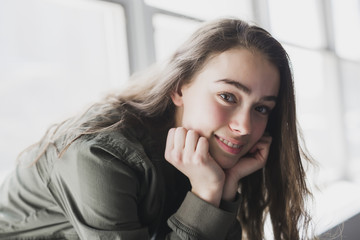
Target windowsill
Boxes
[311,180,360,235]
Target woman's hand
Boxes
[165,127,225,207]
[222,134,272,201]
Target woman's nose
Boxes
[228,110,252,135]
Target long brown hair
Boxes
[34,18,313,239]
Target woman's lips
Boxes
[215,135,243,155]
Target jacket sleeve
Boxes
[47,138,153,240]
[167,192,242,240]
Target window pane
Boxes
[0,0,128,182]
[146,0,254,21]
[268,0,325,48]
[332,0,360,61]
[340,59,360,182]
[153,14,200,61]
[285,45,344,184]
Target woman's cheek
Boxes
[195,104,230,137]
[213,106,231,124]
[210,106,233,132]
[251,118,268,143]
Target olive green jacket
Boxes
[0,128,242,239]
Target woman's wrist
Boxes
[221,179,239,202]
[191,184,223,207]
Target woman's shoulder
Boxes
[74,127,152,168]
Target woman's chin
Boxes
[211,149,249,170]
[213,155,239,170]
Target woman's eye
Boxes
[219,93,237,103]
[255,106,271,115]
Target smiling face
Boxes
[172,48,280,169]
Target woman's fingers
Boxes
[239,135,272,177]
[174,127,186,152]
[184,129,199,155]
[164,128,175,160]
[164,127,225,206]
[195,136,209,156]
[222,134,272,201]
[165,127,199,163]
[249,135,272,165]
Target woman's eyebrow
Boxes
[216,79,251,94]
[216,78,277,102]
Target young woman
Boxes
[0,18,313,240]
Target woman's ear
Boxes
[171,89,183,107]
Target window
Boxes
[152,14,200,61]
[147,0,255,62]
[267,0,360,186]
[332,0,360,61]
[331,0,360,182]
[341,59,360,182]
[285,45,345,183]
[0,0,128,181]
[268,0,325,48]
[145,0,254,21]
